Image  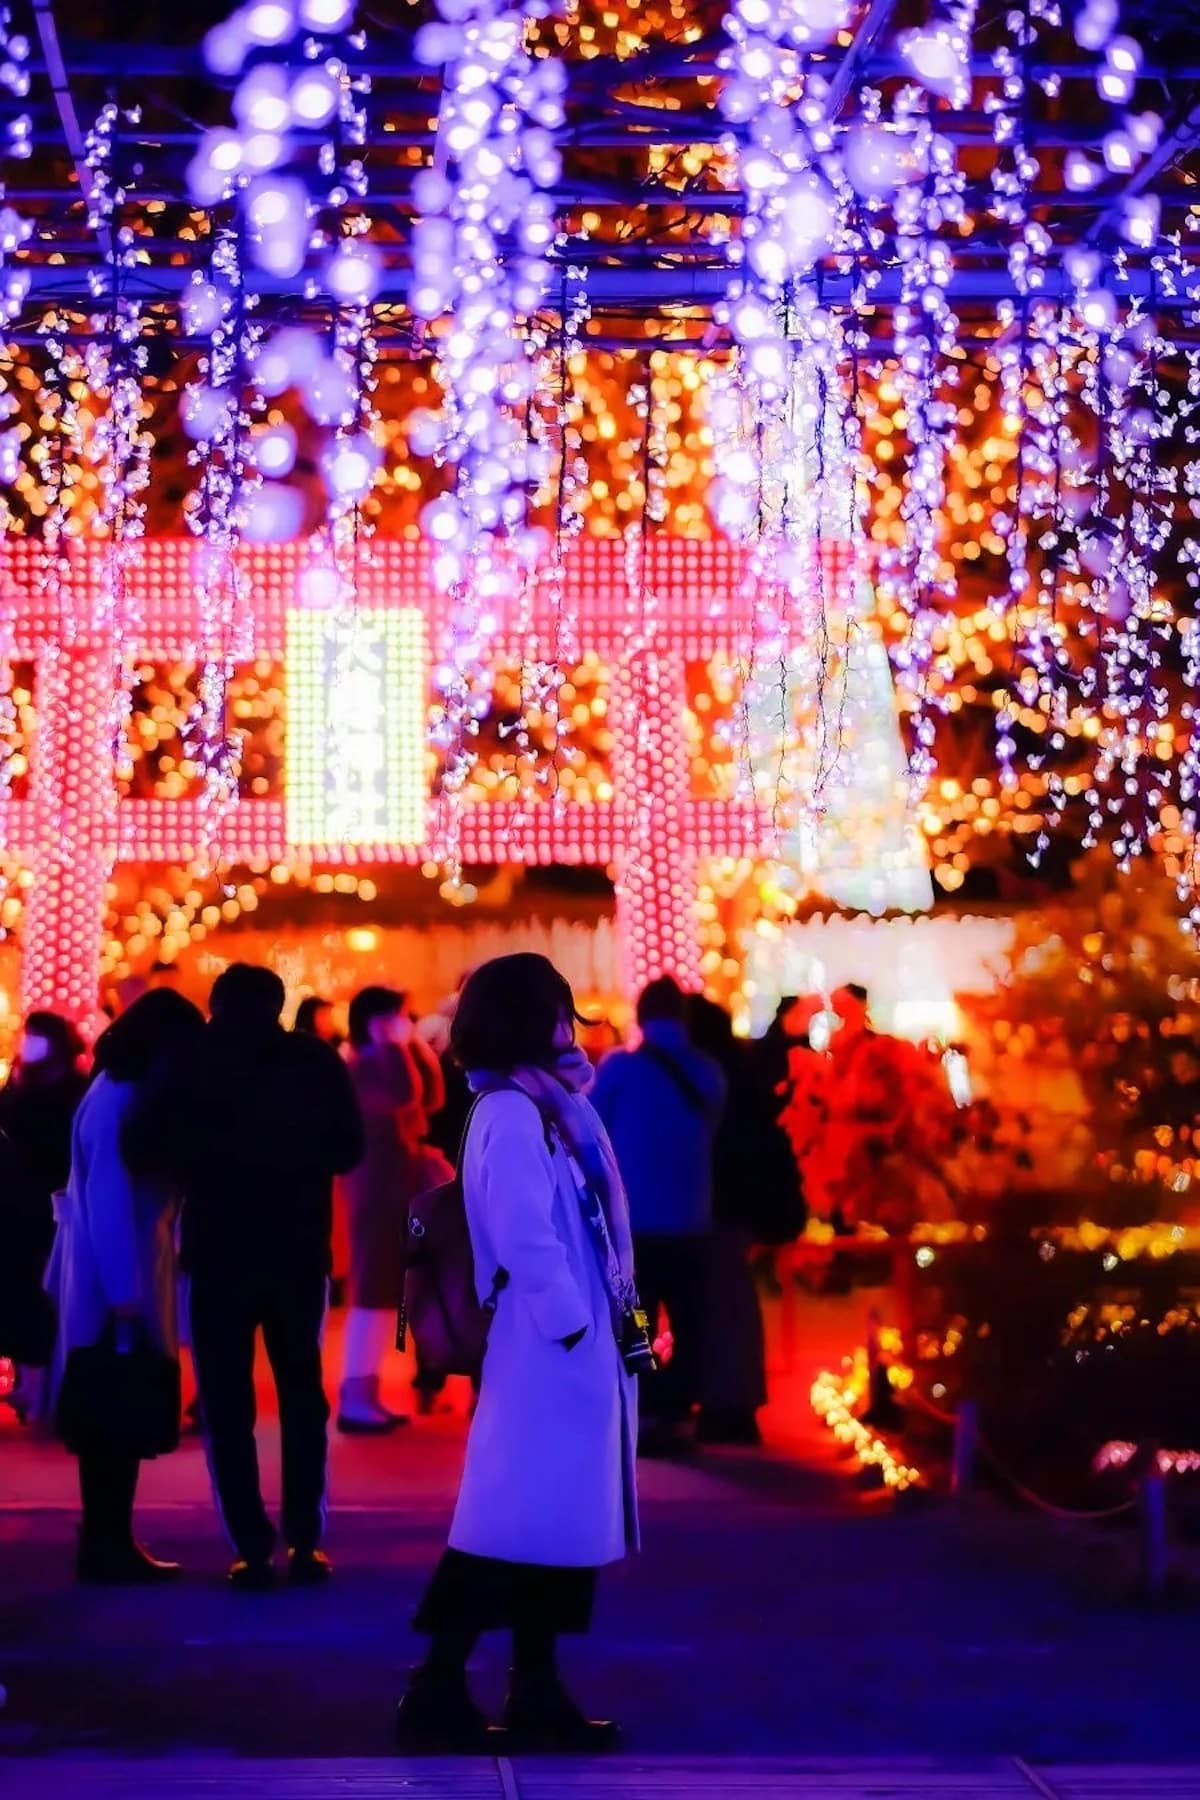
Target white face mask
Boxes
[21,1033,51,1066]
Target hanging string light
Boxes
[412,0,566,877]
[84,100,153,790]
[181,232,258,847]
[0,6,29,491]
[510,250,590,815]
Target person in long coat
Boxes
[340,986,445,1432]
[45,990,205,1583]
[397,954,639,1755]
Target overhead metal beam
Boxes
[12,258,1193,310]
[8,111,1170,156]
[1085,100,1200,245]
[30,0,114,271]
[20,37,1200,86]
[825,0,902,117]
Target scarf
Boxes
[470,1048,637,1320]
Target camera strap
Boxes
[536,1113,633,1346]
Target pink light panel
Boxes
[0,536,840,1020]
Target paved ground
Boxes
[5,1293,1200,1795]
[6,1758,1200,1798]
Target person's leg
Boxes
[656,1235,709,1426]
[512,1620,558,1682]
[78,1446,136,1553]
[338,1307,405,1432]
[504,1571,616,1750]
[637,1233,698,1437]
[697,1230,766,1445]
[397,1551,489,1749]
[77,1448,178,1582]
[413,1348,448,1416]
[261,1262,331,1564]
[189,1270,276,1568]
[422,1627,481,1682]
[633,1234,668,1427]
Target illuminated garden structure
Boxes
[2,0,1200,1020]
[1,531,930,1025]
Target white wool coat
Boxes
[449,1089,639,1569]
[44,1074,179,1394]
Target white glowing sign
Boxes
[286,606,426,847]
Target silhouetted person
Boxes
[180,964,363,1588]
[752,994,803,1123]
[687,997,804,1444]
[593,976,725,1453]
[0,1012,87,1413]
[47,990,205,1582]
[340,986,446,1432]
[294,995,340,1046]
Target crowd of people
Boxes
[0,954,808,1749]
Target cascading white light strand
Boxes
[716,0,857,844]
[715,0,940,870]
[0,8,30,489]
[714,0,850,544]
[883,81,966,804]
[182,232,260,843]
[511,252,589,813]
[192,0,377,537]
[410,0,566,877]
[84,100,154,789]
[0,7,31,859]
[183,0,380,869]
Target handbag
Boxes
[56,1317,181,1459]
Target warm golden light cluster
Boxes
[98,859,382,990]
[810,1349,922,1492]
[459,655,615,804]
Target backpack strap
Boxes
[638,1041,711,1116]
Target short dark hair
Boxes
[93,989,206,1083]
[210,963,286,1028]
[23,1010,84,1068]
[451,954,578,1072]
[685,994,734,1062]
[637,975,685,1027]
[348,985,407,1050]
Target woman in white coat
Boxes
[46,989,205,1583]
[397,954,641,1755]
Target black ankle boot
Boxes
[395,1667,492,1755]
[77,1537,181,1586]
[503,1672,621,1752]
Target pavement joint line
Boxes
[1012,1757,1063,1798]
[496,1755,521,1800]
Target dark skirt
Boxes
[414,1548,597,1637]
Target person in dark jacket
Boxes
[687,997,804,1445]
[0,1013,87,1413]
[180,964,364,1589]
[593,976,726,1453]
